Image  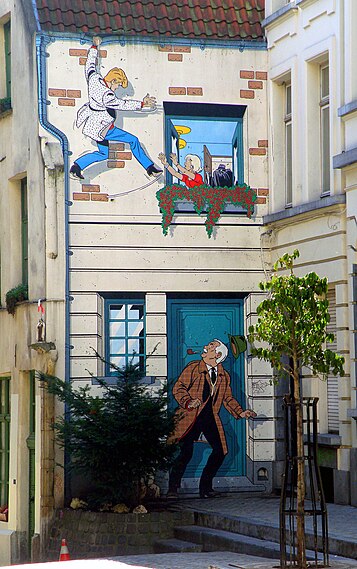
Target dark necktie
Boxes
[211,368,217,386]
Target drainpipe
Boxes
[36,33,71,502]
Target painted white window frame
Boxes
[284,83,292,207]
[320,64,330,195]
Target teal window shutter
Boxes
[21,178,28,286]
[4,21,11,100]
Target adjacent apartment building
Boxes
[263,0,357,505]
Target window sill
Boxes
[316,433,342,447]
[0,108,12,120]
[263,194,345,224]
[347,408,357,420]
[174,200,247,214]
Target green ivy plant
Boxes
[0,97,11,114]
[5,284,28,315]
[156,183,257,237]
[248,250,344,569]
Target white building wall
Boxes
[264,0,356,505]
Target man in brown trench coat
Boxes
[167,339,256,498]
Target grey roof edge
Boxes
[333,147,357,169]
[263,194,346,224]
[262,2,298,28]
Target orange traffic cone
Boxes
[59,538,70,561]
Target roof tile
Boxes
[35,0,265,42]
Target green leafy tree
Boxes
[248,250,344,569]
[39,360,177,508]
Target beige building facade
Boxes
[0,0,66,565]
[263,0,357,504]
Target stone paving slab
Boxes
[118,551,357,569]
[172,493,357,544]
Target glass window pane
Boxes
[127,338,141,354]
[286,85,291,116]
[109,304,125,319]
[128,321,144,336]
[109,321,126,337]
[285,122,292,205]
[321,106,330,193]
[110,356,126,369]
[128,304,144,320]
[321,66,329,99]
[130,356,140,367]
[110,339,126,355]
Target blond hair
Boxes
[104,67,128,88]
[185,153,202,173]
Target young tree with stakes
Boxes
[248,250,344,569]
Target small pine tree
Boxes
[39,360,177,508]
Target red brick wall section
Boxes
[69,48,107,65]
[159,45,191,62]
[168,54,183,62]
[240,70,254,79]
[49,88,82,107]
[73,185,109,203]
[169,87,203,96]
[240,69,267,99]
[169,87,187,95]
[256,71,267,80]
[248,80,263,89]
[240,90,255,99]
[249,147,266,156]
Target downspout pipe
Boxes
[36,33,72,501]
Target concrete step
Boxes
[153,538,202,553]
[194,511,357,560]
[174,525,281,559]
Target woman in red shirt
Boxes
[158,152,203,188]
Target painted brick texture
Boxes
[240,90,255,99]
[168,54,183,62]
[255,71,267,80]
[58,98,75,106]
[248,80,263,89]
[240,70,254,79]
[169,87,187,95]
[249,148,266,156]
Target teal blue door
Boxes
[167,298,246,479]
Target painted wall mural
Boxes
[63,36,258,236]
[70,36,162,181]
[167,338,256,498]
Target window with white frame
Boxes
[320,65,330,195]
[285,83,292,207]
[105,298,146,375]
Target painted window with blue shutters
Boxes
[163,102,246,212]
[105,298,146,375]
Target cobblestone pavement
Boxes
[173,493,357,543]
